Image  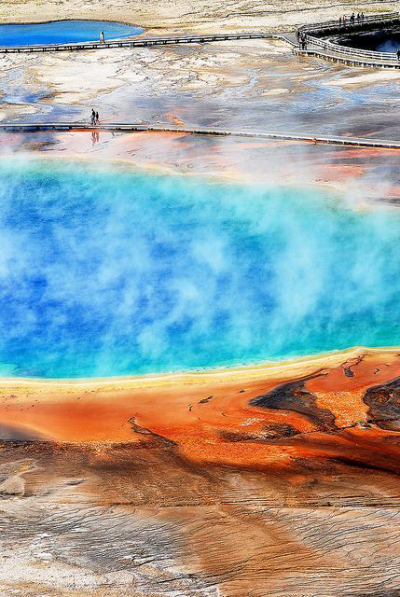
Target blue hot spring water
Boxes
[0,159,400,378]
[0,20,142,47]
[377,39,400,52]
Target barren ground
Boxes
[0,0,398,32]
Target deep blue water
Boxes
[0,20,142,47]
[0,159,400,378]
[377,39,400,52]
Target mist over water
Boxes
[0,159,399,378]
[376,39,400,52]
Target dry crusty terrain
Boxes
[0,0,398,31]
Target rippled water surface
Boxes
[0,159,400,377]
[0,20,142,46]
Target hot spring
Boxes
[0,20,142,47]
[335,27,400,52]
[0,159,400,378]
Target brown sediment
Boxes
[363,375,400,431]
[249,370,337,431]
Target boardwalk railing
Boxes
[0,32,270,53]
[298,12,398,35]
[297,12,400,67]
[308,36,397,60]
[295,45,400,68]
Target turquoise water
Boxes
[0,20,142,47]
[0,159,400,378]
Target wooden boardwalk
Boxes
[298,13,400,69]
[2,122,400,149]
[0,32,270,53]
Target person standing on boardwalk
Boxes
[90,109,96,125]
[95,111,100,125]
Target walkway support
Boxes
[2,122,400,149]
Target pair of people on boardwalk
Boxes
[91,109,100,125]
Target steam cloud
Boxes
[0,157,399,378]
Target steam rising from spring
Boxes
[0,158,399,378]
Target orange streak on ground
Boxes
[0,349,400,472]
[164,113,185,125]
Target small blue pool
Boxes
[0,20,143,47]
